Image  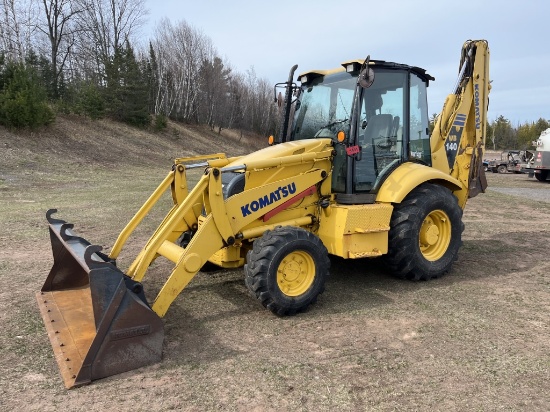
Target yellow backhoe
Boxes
[37,40,490,388]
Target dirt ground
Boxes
[0,120,549,411]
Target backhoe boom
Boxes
[430,40,490,205]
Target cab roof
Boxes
[298,59,435,85]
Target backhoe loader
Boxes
[37,40,490,388]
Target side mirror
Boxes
[358,55,375,88]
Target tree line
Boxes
[0,0,278,135]
[485,116,549,151]
[1,0,548,149]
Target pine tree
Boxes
[147,42,159,115]
[122,44,150,128]
[104,42,150,127]
[80,82,105,120]
[0,60,54,128]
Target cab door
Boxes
[342,70,430,203]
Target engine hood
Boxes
[227,138,333,168]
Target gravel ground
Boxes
[489,187,550,203]
[486,172,550,202]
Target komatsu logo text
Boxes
[241,183,297,217]
[474,84,481,129]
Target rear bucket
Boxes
[36,209,164,388]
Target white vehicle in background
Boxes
[532,128,550,181]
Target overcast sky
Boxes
[144,0,549,125]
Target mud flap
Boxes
[36,209,164,388]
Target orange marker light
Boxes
[268,135,274,145]
[337,131,345,142]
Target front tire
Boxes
[385,183,463,281]
[244,226,330,316]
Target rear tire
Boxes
[385,183,463,280]
[244,226,330,316]
[535,170,548,182]
[497,165,507,174]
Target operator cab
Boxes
[284,60,434,204]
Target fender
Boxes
[376,162,462,204]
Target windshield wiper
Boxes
[319,118,349,129]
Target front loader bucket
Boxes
[36,209,164,388]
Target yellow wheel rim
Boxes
[276,251,316,297]
[419,209,451,261]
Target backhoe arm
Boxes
[430,40,490,207]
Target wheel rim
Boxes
[277,251,315,297]
[419,209,452,261]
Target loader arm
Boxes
[134,148,334,317]
[36,146,332,388]
[430,40,490,207]
[109,153,232,261]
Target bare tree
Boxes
[151,19,214,122]
[73,0,147,78]
[237,67,279,136]
[0,0,37,61]
[36,0,83,97]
